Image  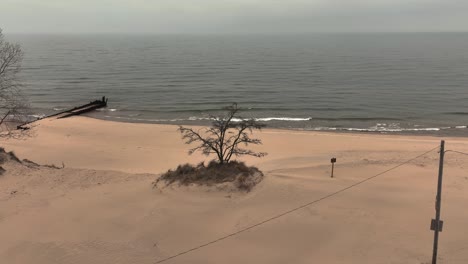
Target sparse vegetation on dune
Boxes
[0,147,21,164]
[155,160,264,192]
[0,147,63,175]
[0,147,22,175]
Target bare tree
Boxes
[0,28,31,138]
[179,103,267,164]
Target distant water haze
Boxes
[9,33,468,135]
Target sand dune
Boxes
[1,116,468,263]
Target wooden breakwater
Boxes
[17,96,108,129]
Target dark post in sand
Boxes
[330,157,337,178]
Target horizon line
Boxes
[5,31,468,36]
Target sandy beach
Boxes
[1,116,468,264]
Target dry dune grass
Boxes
[155,160,264,192]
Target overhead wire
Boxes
[445,150,468,157]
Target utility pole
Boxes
[431,140,445,264]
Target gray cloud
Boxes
[1,0,467,33]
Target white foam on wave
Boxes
[105,116,187,122]
[312,127,337,131]
[105,115,314,123]
[230,117,312,122]
[188,116,211,121]
[310,126,442,132]
[96,108,118,112]
[29,114,46,119]
[187,116,312,122]
[99,115,458,134]
[254,117,313,122]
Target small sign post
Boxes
[330,158,337,178]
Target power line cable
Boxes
[155,145,440,263]
[445,150,468,157]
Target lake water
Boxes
[9,33,468,135]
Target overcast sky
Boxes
[1,0,467,34]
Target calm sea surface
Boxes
[9,33,468,135]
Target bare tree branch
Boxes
[179,103,267,164]
[0,28,32,139]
